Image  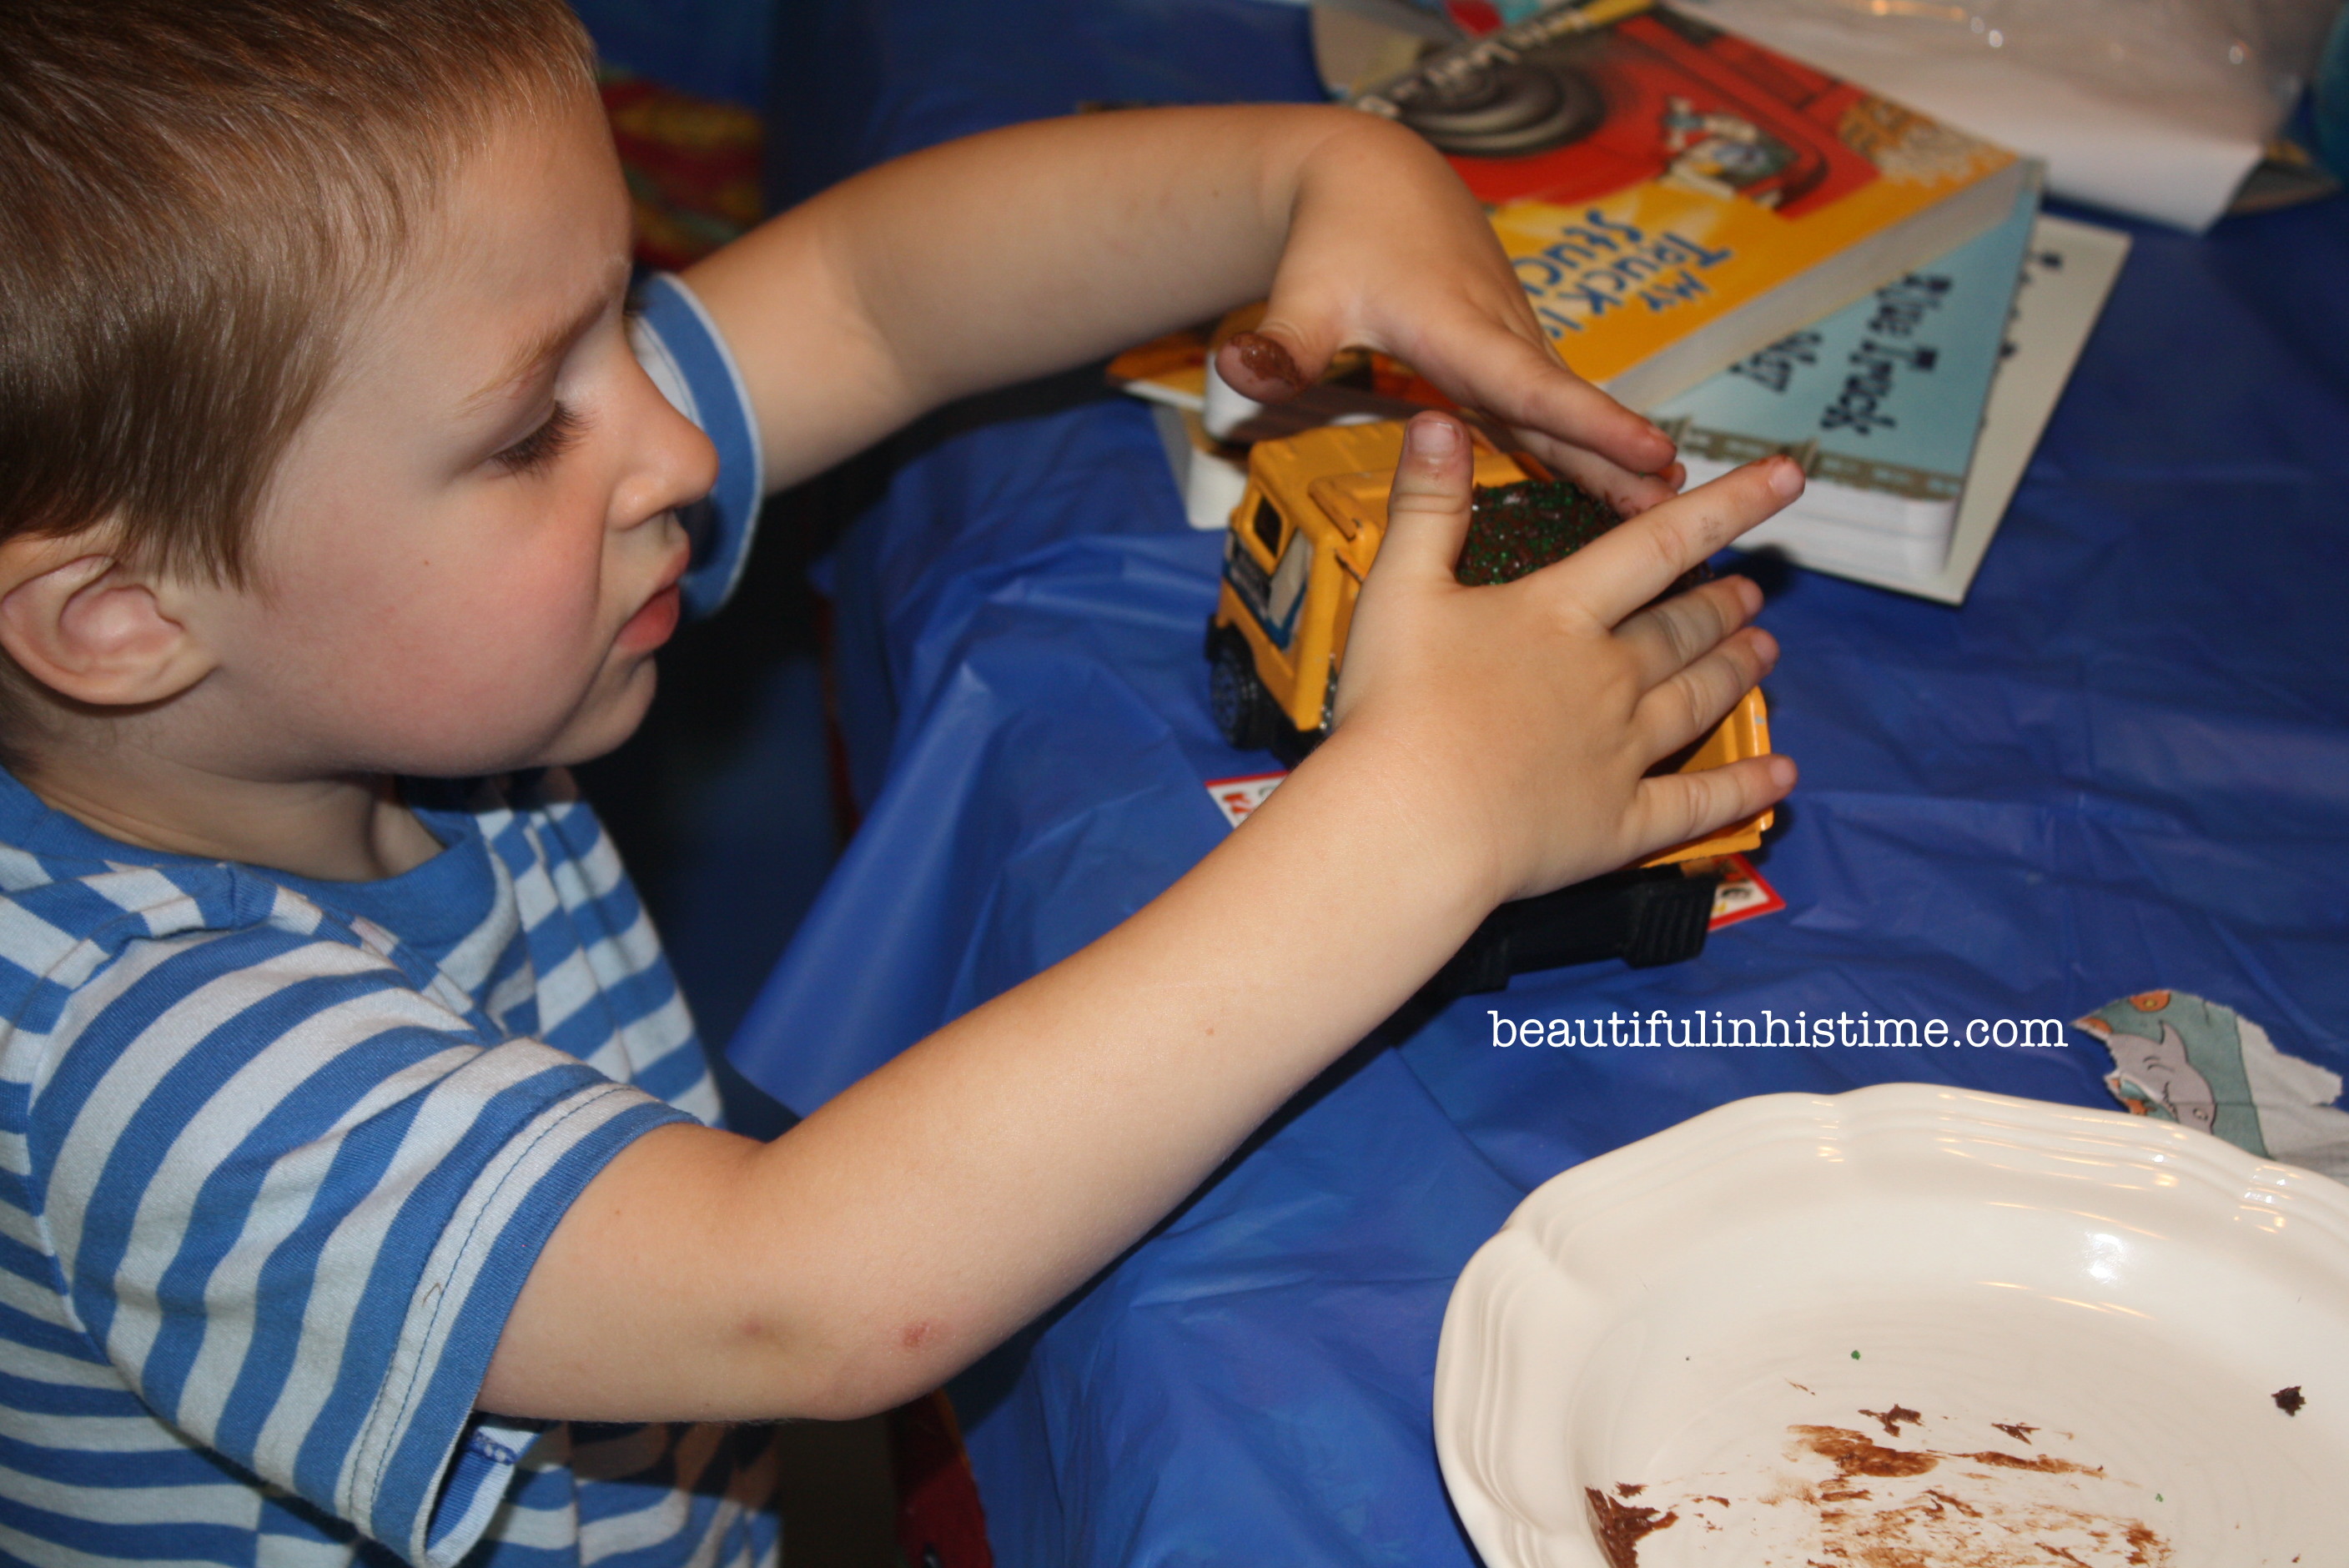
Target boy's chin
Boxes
[536,661,661,770]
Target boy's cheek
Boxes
[243,556,600,721]
[319,627,643,775]
[381,520,611,646]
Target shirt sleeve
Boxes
[28,922,692,1566]
[629,272,767,621]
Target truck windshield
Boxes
[1251,495,1283,556]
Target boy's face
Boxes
[184,91,717,781]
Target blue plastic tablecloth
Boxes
[731,4,2349,1560]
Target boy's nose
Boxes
[615,393,721,532]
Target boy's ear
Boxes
[0,534,218,708]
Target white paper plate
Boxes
[1433,1083,2349,1567]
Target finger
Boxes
[1421,319,1676,477]
[1508,428,1680,518]
[1615,575,1763,690]
[1545,458,1803,628]
[1216,327,1327,404]
[1376,413,1476,581]
[1633,625,1778,757]
[1623,754,1797,862]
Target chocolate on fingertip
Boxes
[1224,331,1309,393]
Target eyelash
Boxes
[495,401,585,475]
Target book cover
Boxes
[1721,212,2130,603]
[1650,173,2040,577]
[1355,0,2031,407]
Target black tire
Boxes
[1208,630,1275,753]
[1265,716,1325,769]
[1619,870,1718,968]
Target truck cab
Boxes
[1210,420,1522,757]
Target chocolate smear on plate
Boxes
[1791,1425,1940,1478]
[1955,1449,2105,1476]
[2274,1385,2306,1415]
[1617,1422,2172,1566]
[1860,1403,1923,1437]
[1583,1487,1677,1568]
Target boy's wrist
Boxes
[1270,721,1515,944]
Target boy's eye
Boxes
[494,401,585,475]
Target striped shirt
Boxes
[0,278,785,1566]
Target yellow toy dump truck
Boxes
[1205,419,1775,983]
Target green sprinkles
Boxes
[1453,479,1708,601]
[1851,1350,1862,1359]
[1454,480,1621,586]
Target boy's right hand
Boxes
[1325,411,1800,907]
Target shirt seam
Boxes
[353,1078,661,1550]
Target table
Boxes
[732,3,2349,1560]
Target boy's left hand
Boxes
[692,107,1681,500]
[1212,114,1684,517]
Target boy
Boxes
[0,0,1797,1561]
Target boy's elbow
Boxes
[763,1312,981,1422]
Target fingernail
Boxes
[1407,415,1461,457]
[1765,456,1804,500]
[1731,575,1763,616]
[1768,756,1797,790]
[1225,331,1308,392]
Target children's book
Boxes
[1352,0,2034,409]
[1122,202,2126,593]
[1708,211,2129,603]
[1649,174,2037,585]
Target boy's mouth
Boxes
[617,581,683,653]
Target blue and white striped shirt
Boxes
[0,277,784,1565]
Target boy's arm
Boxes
[681,106,1680,510]
[478,423,1798,1424]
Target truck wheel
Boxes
[1209,631,1275,752]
